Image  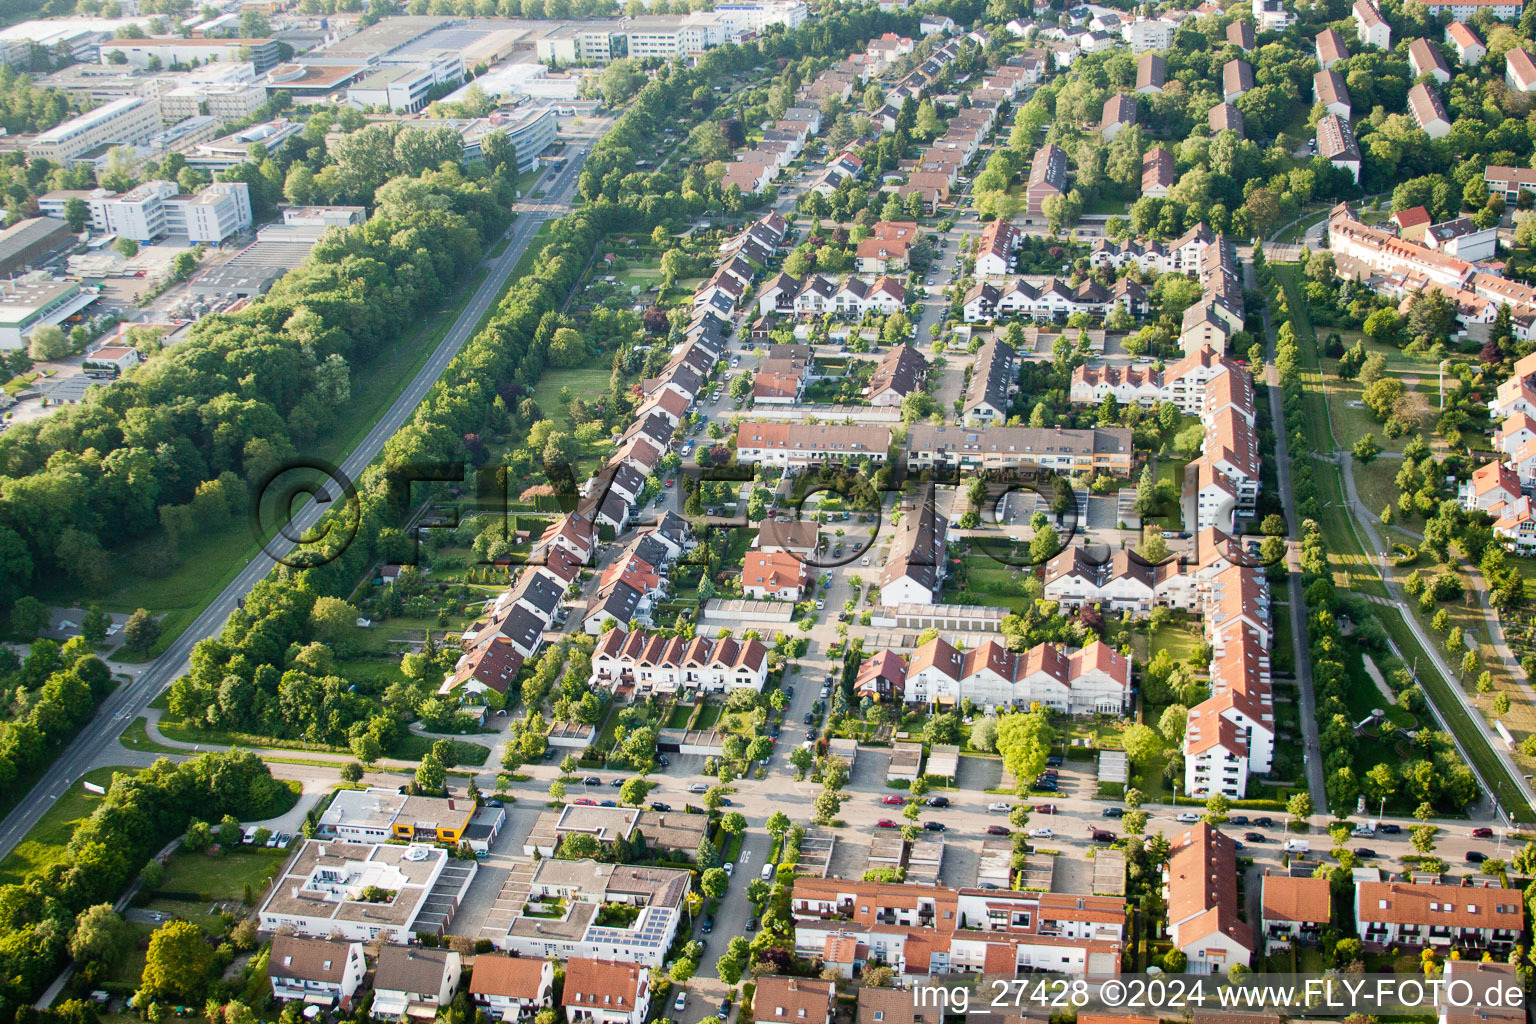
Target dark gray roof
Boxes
[515,571,565,616]
[591,580,642,624]
[963,337,1016,416]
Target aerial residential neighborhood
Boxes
[4,0,1536,1020]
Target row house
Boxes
[891,635,1132,712]
[1260,872,1332,950]
[1328,203,1475,292]
[742,550,810,599]
[962,276,1147,323]
[1042,546,1198,613]
[734,422,893,467]
[1460,459,1523,512]
[1025,143,1070,222]
[810,149,864,196]
[1141,146,1175,198]
[470,956,555,1022]
[590,626,770,693]
[1164,825,1255,974]
[962,337,1017,423]
[578,525,693,635]
[1089,223,1216,275]
[1354,878,1522,950]
[906,423,1135,476]
[1493,494,1536,552]
[975,219,1021,277]
[1069,363,1163,407]
[790,877,1126,978]
[563,959,650,1024]
[866,343,928,406]
[878,495,949,605]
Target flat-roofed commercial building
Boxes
[0,279,97,350]
[26,95,162,164]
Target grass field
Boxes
[155,844,291,902]
[531,363,617,432]
[0,765,124,885]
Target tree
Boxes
[81,607,110,646]
[113,236,139,258]
[549,327,589,368]
[1287,793,1314,820]
[1158,704,1189,745]
[69,904,129,969]
[415,753,446,793]
[1122,724,1162,767]
[309,596,357,648]
[27,324,69,361]
[701,867,728,899]
[618,777,648,806]
[141,920,215,1000]
[351,733,382,764]
[995,711,1054,794]
[970,716,998,752]
[340,762,364,784]
[721,811,747,835]
[63,197,89,232]
[1353,434,1382,464]
[124,608,161,652]
[766,810,791,837]
[1137,526,1169,563]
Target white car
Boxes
[689,782,710,793]
[861,557,870,566]
[674,993,688,1014]
[1028,828,1053,839]
[988,802,1012,813]
[723,862,734,877]
[1176,812,1201,823]
[815,600,825,610]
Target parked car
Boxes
[583,776,602,786]
[876,819,900,828]
[599,800,617,807]
[1378,823,1401,834]
[1028,828,1053,839]
[573,798,595,805]
[1469,827,1494,838]
[986,825,1011,836]
[1035,804,1056,814]
[1244,832,1267,843]
[926,796,950,807]
[609,778,626,787]
[1354,848,1377,858]
[689,783,710,793]
[1102,807,1124,818]
[722,862,734,876]
[650,802,672,812]
[1046,755,1063,767]
[881,795,904,806]
[745,917,758,932]
[803,712,815,724]
[717,1000,731,1021]
[1227,815,1249,826]
[1035,781,1059,792]
[988,802,1012,813]
[1176,812,1201,823]
[702,916,715,933]
[1466,850,1488,863]
[923,821,946,832]
[674,993,688,1014]
[1252,816,1274,828]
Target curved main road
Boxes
[0,128,603,860]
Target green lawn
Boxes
[120,716,182,755]
[0,766,124,885]
[155,845,291,902]
[530,362,618,432]
[1143,620,1205,666]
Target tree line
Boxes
[0,161,518,616]
[0,750,288,1021]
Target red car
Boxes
[573,798,596,805]
[1469,827,1494,838]
[665,477,675,487]
[881,795,905,806]
[986,825,1011,836]
[876,819,899,829]
[1035,804,1056,814]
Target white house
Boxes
[268,936,367,1009]
[563,959,651,1024]
[469,955,555,1022]
[372,947,462,1021]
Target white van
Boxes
[760,862,774,881]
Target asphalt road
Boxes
[0,131,602,861]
